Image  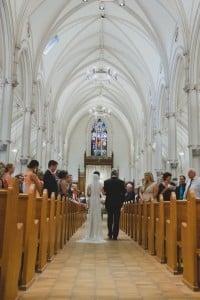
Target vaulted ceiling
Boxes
[9,0,198,152]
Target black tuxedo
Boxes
[104,176,125,239]
[43,169,58,198]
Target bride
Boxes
[77,171,106,243]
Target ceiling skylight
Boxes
[43,35,59,55]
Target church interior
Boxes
[1,0,200,299]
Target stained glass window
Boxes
[91,118,107,156]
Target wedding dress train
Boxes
[77,174,106,244]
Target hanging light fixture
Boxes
[82,0,125,5]
[86,67,117,83]
[99,0,125,5]
[179,151,184,156]
[89,105,111,117]
[86,8,118,83]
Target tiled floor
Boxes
[19,218,200,300]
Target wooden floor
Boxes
[19,217,200,300]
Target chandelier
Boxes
[89,105,111,117]
[82,0,125,6]
[86,67,117,83]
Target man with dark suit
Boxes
[103,168,126,240]
[43,160,58,198]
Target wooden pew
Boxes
[0,178,24,300]
[35,189,49,272]
[155,196,170,263]
[120,202,126,232]
[71,200,76,235]
[18,185,39,290]
[127,202,133,237]
[125,202,130,235]
[47,193,56,261]
[76,202,85,229]
[165,193,187,274]
[54,195,62,254]
[65,198,71,241]
[147,200,159,255]
[60,197,67,248]
[181,191,200,290]
[69,200,76,236]
[73,200,80,233]
[132,202,138,241]
[129,201,135,238]
[136,201,143,245]
[141,201,150,249]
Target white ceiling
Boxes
[10,0,198,146]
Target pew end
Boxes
[18,185,39,290]
[181,191,200,291]
[0,179,24,300]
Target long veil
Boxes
[77,173,106,243]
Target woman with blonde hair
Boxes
[140,172,158,202]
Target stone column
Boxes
[0,78,14,162]
[20,106,33,172]
[45,139,54,167]
[186,84,200,170]
[166,111,178,177]
[153,131,163,181]
[36,126,45,166]
[196,84,200,140]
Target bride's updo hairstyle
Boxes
[93,171,100,177]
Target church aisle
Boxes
[19,219,200,300]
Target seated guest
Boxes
[124,182,135,202]
[176,175,186,200]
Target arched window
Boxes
[91,118,107,156]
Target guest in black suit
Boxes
[103,168,126,240]
[43,160,58,198]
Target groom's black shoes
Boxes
[107,233,118,240]
[107,234,112,240]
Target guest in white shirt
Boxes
[183,168,200,199]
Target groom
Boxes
[103,168,126,240]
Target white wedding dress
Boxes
[77,174,106,244]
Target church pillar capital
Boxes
[184,83,195,93]
[195,84,200,91]
[168,159,179,169]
